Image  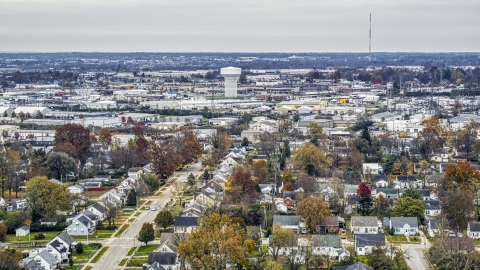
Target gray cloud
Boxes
[0,0,478,52]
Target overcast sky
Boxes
[1,0,478,52]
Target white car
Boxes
[151,206,157,211]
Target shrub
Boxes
[76,242,84,254]
[34,233,45,240]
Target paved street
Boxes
[400,231,431,270]
[90,162,203,270]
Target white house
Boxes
[363,163,382,175]
[25,250,59,270]
[467,222,480,239]
[350,216,378,234]
[355,234,386,256]
[67,184,85,194]
[273,215,300,234]
[275,201,288,213]
[173,217,198,233]
[66,216,95,236]
[388,217,418,235]
[311,235,343,258]
[16,225,30,237]
[99,189,125,207]
[87,202,107,222]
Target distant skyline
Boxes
[1,0,479,52]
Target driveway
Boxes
[400,231,431,270]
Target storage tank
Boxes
[221,67,241,97]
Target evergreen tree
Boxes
[361,126,371,145]
[138,222,155,246]
[76,242,83,254]
[357,182,373,216]
[69,256,74,267]
[202,169,210,180]
[2,111,7,117]
[187,173,196,186]
[241,137,249,146]
[126,189,137,206]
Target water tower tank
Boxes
[221,67,241,97]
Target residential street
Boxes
[90,162,203,270]
[400,231,431,270]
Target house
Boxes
[145,262,166,270]
[269,234,299,257]
[283,191,297,207]
[40,218,58,226]
[375,188,400,199]
[418,189,432,201]
[66,216,95,236]
[311,235,342,257]
[158,233,182,253]
[16,225,30,237]
[375,175,389,188]
[273,215,300,234]
[182,202,207,217]
[427,219,439,237]
[396,175,417,188]
[87,202,107,222]
[99,189,125,207]
[467,222,480,239]
[79,210,101,226]
[315,216,344,234]
[46,239,69,262]
[389,217,418,235]
[67,184,85,194]
[25,249,59,270]
[354,234,386,255]
[362,163,382,175]
[148,252,180,270]
[350,216,378,234]
[173,217,198,233]
[425,200,441,216]
[275,201,288,213]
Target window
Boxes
[162,247,167,252]
[396,228,400,232]
[358,248,362,251]
[411,229,415,233]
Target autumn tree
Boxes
[179,213,248,270]
[0,147,20,199]
[54,123,92,163]
[230,167,258,203]
[439,188,476,229]
[27,157,49,179]
[187,173,196,186]
[297,197,331,233]
[25,176,71,222]
[393,197,425,224]
[148,141,178,177]
[176,129,203,165]
[138,222,155,246]
[46,152,78,179]
[444,160,480,190]
[135,136,150,166]
[100,198,118,226]
[203,131,232,168]
[0,222,6,242]
[293,143,332,176]
[98,128,112,145]
[0,249,23,270]
[140,173,161,193]
[109,145,136,172]
[269,225,297,261]
[357,182,373,216]
[155,210,174,231]
[417,127,444,160]
[307,122,328,150]
[346,145,364,171]
[252,159,268,183]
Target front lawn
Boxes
[136,244,159,255]
[7,231,62,242]
[169,206,183,217]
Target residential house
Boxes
[25,250,59,270]
[46,239,69,262]
[273,215,300,234]
[467,222,480,239]
[66,216,95,236]
[87,202,107,222]
[158,233,182,253]
[315,216,344,234]
[311,235,342,257]
[99,189,125,207]
[16,225,30,237]
[427,219,439,237]
[389,217,418,235]
[362,163,382,175]
[350,216,378,234]
[275,201,288,213]
[40,218,58,226]
[283,191,297,207]
[67,184,85,194]
[148,252,180,270]
[354,234,386,255]
[418,189,432,201]
[195,188,220,208]
[375,188,400,199]
[269,234,299,257]
[173,217,198,233]
[396,175,417,188]
[425,200,441,216]
[375,175,389,188]
[182,202,206,217]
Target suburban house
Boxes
[311,235,342,257]
[182,202,207,217]
[375,188,400,199]
[158,233,181,253]
[350,216,378,234]
[16,225,30,237]
[355,234,386,255]
[283,191,297,207]
[87,202,107,222]
[66,184,85,194]
[396,175,417,188]
[427,219,439,237]
[275,201,288,213]
[315,216,344,234]
[425,200,441,216]
[173,217,198,233]
[99,189,125,207]
[388,217,418,235]
[362,163,382,175]
[375,175,389,188]
[147,252,180,270]
[418,189,432,201]
[24,250,59,270]
[66,216,95,236]
[273,215,300,234]
[467,222,480,239]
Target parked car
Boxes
[144,205,150,210]
[151,206,157,211]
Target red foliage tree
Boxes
[444,160,480,190]
[148,141,178,177]
[54,123,92,163]
[357,182,371,196]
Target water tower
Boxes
[221,66,241,97]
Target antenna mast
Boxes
[369,13,372,64]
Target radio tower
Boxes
[369,13,372,64]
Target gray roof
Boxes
[174,217,198,227]
[147,262,166,270]
[390,217,418,228]
[469,222,480,232]
[333,262,373,270]
[273,215,299,226]
[38,249,58,265]
[355,234,386,247]
[148,252,177,265]
[312,235,342,248]
[17,225,29,231]
[351,216,377,227]
[90,202,107,213]
[56,231,76,245]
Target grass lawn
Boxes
[386,234,421,243]
[136,244,159,255]
[71,244,100,263]
[74,230,115,241]
[90,246,110,263]
[127,247,137,256]
[134,211,142,217]
[7,231,63,242]
[119,258,128,266]
[169,206,183,217]
[114,224,130,237]
[84,267,93,270]
[127,257,149,266]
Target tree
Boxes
[100,198,118,226]
[155,210,174,231]
[361,126,371,145]
[439,188,476,230]
[54,123,92,163]
[202,169,210,180]
[69,256,74,267]
[10,111,16,118]
[0,249,23,270]
[140,173,161,193]
[178,213,248,269]
[78,113,84,119]
[417,127,444,160]
[76,242,84,254]
[297,197,331,233]
[0,223,6,242]
[264,260,285,270]
[187,173,196,186]
[149,141,178,177]
[138,222,155,246]
[307,122,328,150]
[25,176,70,222]
[46,152,78,179]
[393,197,425,224]
[98,128,112,145]
[126,189,137,206]
[241,137,249,147]
[401,188,422,200]
[230,167,258,203]
[293,143,332,176]
[367,245,408,270]
[457,120,480,161]
[357,182,373,216]
[269,225,297,261]
[0,147,20,199]
[292,113,301,122]
[444,160,480,190]
[252,160,268,183]
[177,129,203,165]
